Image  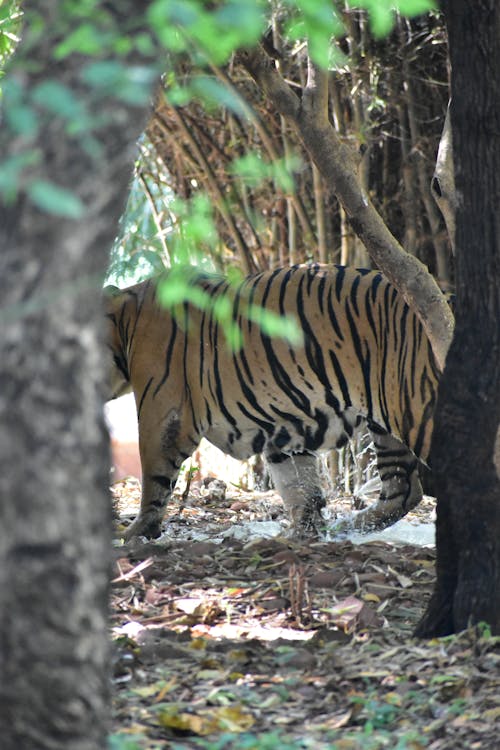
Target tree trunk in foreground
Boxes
[416,0,500,637]
[0,3,155,748]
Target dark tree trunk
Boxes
[0,3,156,748]
[416,0,500,637]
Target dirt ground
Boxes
[110,479,500,750]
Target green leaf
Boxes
[346,0,436,38]
[32,80,83,119]
[5,102,38,135]
[148,0,264,64]
[396,0,437,16]
[147,0,196,51]
[165,83,192,107]
[2,77,38,135]
[54,22,109,58]
[163,0,201,28]
[247,305,303,345]
[134,32,156,58]
[0,150,40,199]
[285,0,344,68]
[230,152,269,188]
[212,294,232,321]
[28,180,85,218]
[223,321,244,350]
[272,157,300,193]
[168,194,218,263]
[80,60,157,105]
[210,0,265,55]
[230,152,299,193]
[191,75,248,116]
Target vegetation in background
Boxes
[128,1,449,288]
[0,0,21,76]
[0,0,442,286]
[2,1,499,749]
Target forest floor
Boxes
[110,479,500,750]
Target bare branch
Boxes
[211,62,316,246]
[137,146,170,263]
[432,103,457,252]
[237,44,454,369]
[164,107,258,274]
[303,57,329,126]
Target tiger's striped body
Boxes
[106,264,440,540]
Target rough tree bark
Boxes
[0,3,156,748]
[236,46,454,370]
[415,0,500,636]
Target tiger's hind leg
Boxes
[266,451,326,536]
[350,431,423,532]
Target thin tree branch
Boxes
[137,146,170,263]
[303,57,329,126]
[236,44,454,369]
[159,107,258,274]
[313,164,327,262]
[210,62,316,246]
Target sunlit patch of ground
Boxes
[111,473,436,544]
[110,480,500,750]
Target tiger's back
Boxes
[106,264,440,539]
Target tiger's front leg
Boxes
[122,407,192,541]
[122,472,179,541]
[266,451,326,536]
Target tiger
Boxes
[105,264,440,541]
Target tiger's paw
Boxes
[328,516,355,539]
[293,509,327,539]
[120,512,164,542]
[330,502,405,537]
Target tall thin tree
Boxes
[416,0,500,636]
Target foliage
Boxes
[147,0,266,66]
[156,264,302,351]
[106,165,172,287]
[0,0,21,76]
[230,153,301,194]
[142,1,449,284]
[0,3,161,216]
[2,0,448,495]
[346,0,436,37]
[0,1,449,414]
[1,0,445,271]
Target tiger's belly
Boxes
[203,405,362,461]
